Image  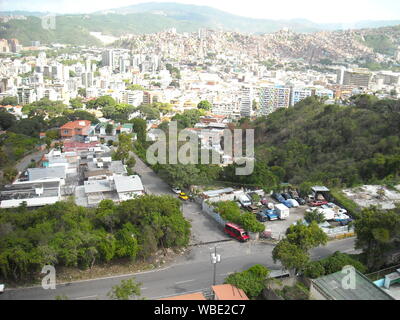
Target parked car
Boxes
[0,283,4,294]
[272,193,293,207]
[261,198,268,206]
[246,205,259,213]
[171,187,181,194]
[287,199,299,207]
[272,192,285,202]
[178,192,189,201]
[292,196,306,205]
[310,200,328,207]
[281,193,292,200]
[224,223,250,242]
[256,210,269,222]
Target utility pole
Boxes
[210,246,221,286]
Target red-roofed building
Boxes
[60,120,91,139]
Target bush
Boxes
[304,261,325,279]
[225,264,270,299]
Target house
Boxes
[114,175,144,201]
[310,269,394,300]
[27,167,66,182]
[211,284,249,300]
[0,179,62,209]
[83,179,117,206]
[119,123,133,134]
[60,120,92,139]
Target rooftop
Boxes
[60,120,91,129]
[27,166,66,181]
[114,175,144,193]
[312,270,394,300]
[212,284,249,300]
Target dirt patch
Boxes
[342,185,400,209]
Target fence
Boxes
[322,225,355,239]
[366,263,400,282]
[202,201,227,227]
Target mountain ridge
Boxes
[1,2,400,34]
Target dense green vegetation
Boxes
[354,206,400,270]
[0,131,39,169]
[0,196,191,282]
[224,264,270,299]
[304,251,367,279]
[214,201,265,233]
[221,95,400,191]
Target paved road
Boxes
[15,149,46,173]
[131,152,229,244]
[0,238,358,300]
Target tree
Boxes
[3,166,18,183]
[0,110,16,130]
[77,88,86,98]
[304,209,325,224]
[225,264,270,299]
[355,207,400,270]
[69,97,83,109]
[130,118,147,143]
[158,164,200,189]
[126,84,144,91]
[107,278,142,300]
[87,96,116,110]
[197,100,212,111]
[272,239,310,277]
[0,96,18,106]
[105,124,114,136]
[285,221,328,252]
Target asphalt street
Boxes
[0,238,358,300]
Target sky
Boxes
[1,0,400,23]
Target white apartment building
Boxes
[290,87,312,106]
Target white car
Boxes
[0,284,4,293]
[171,187,182,194]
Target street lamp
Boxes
[210,246,221,286]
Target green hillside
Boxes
[222,96,400,190]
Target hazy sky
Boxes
[1,0,400,23]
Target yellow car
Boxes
[178,192,189,201]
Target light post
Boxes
[210,246,221,286]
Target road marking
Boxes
[75,295,98,300]
[175,279,196,285]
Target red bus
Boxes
[224,223,250,242]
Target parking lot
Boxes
[259,195,308,238]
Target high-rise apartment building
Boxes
[240,86,253,117]
[102,49,114,69]
[342,68,371,88]
[259,85,291,115]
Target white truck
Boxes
[275,203,290,219]
[238,194,252,207]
